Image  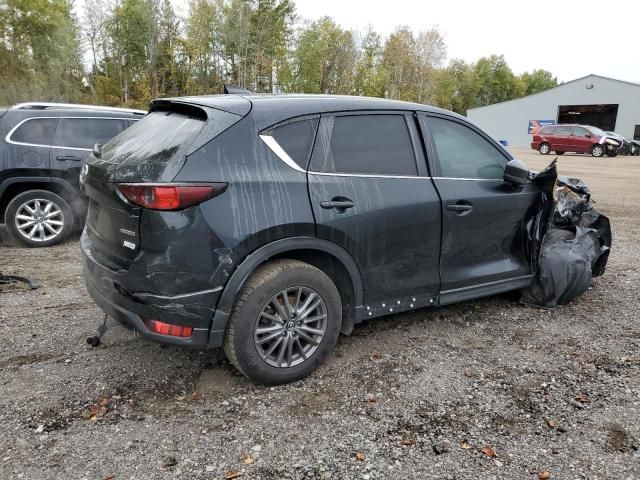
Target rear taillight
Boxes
[117,183,227,210]
[144,319,193,337]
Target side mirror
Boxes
[585,133,591,138]
[504,159,530,185]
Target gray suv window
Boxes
[323,114,417,176]
[269,117,318,169]
[427,117,507,179]
[55,118,126,149]
[9,118,58,146]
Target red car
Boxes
[531,124,621,157]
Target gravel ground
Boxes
[0,150,638,480]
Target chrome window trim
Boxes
[6,116,129,151]
[261,132,509,182]
[261,132,425,179]
[432,177,504,182]
[308,171,429,180]
[259,134,306,173]
[5,117,58,149]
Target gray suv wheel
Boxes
[5,190,74,247]
[224,259,342,385]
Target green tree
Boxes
[284,17,356,94]
[0,0,85,104]
[435,59,476,114]
[520,69,557,95]
[472,54,525,107]
[354,26,383,97]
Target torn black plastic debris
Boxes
[521,160,612,307]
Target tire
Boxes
[538,143,551,155]
[591,144,605,157]
[554,151,565,155]
[4,190,74,248]
[224,259,342,385]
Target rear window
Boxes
[539,126,555,135]
[9,118,57,146]
[55,118,126,149]
[101,110,204,164]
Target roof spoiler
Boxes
[223,84,253,95]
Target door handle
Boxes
[56,155,82,162]
[320,197,354,213]
[446,201,473,215]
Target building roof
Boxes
[467,74,640,113]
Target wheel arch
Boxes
[208,237,365,347]
[0,176,79,220]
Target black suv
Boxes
[0,102,144,247]
[82,94,545,385]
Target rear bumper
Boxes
[82,231,223,347]
[531,142,540,150]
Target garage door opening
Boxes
[557,104,618,131]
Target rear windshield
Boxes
[101,110,204,164]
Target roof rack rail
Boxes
[11,102,147,115]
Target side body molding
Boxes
[207,236,365,348]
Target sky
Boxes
[291,0,640,83]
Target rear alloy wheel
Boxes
[591,144,605,157]
[538,143,551,155]
[5,190,74,248]
[224,259,342,385]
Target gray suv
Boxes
[0,103,144,247]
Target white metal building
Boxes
[467,74,640,147]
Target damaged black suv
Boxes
[82,94,610,385]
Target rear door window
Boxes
[266,117,319,169]
[101,110,204,165]
[9,118,58,147]
[539,126,555,135]
[312,114,417,176]
[555,125,572,135]
[55,118,126,150]
[426,116,508,179]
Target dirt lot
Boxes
[1,149,639,480]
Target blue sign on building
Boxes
[528,120,555,134]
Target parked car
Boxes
[81,95,564,384]
[531,124,621,157]
[0,102,145,247]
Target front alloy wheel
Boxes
[592,144,604,157]
[254,286,328,368]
